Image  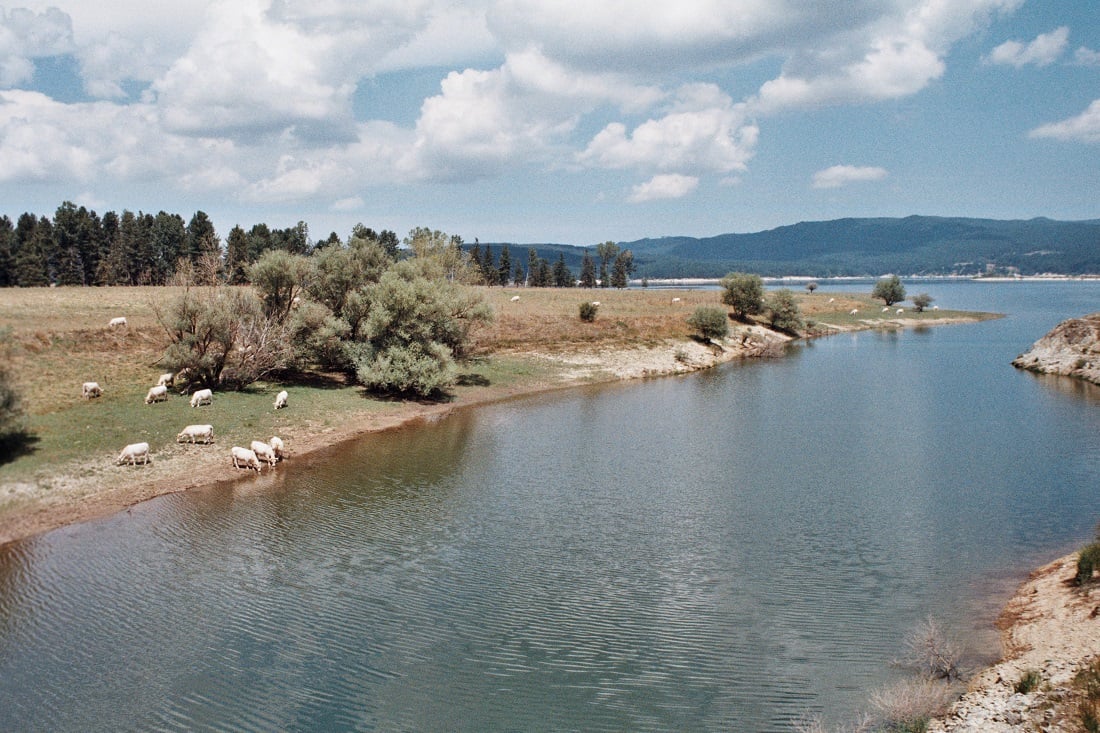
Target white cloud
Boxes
[401,47,662,180]
[331,196,364,211]
[579,84,758,175]
[0,7,74,86]
[812,164,888,189]
[1029,99,1100,144]
[986,26,1069,68]
[1074,47,1100,66]
[628,174,699,203]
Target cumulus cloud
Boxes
[401,47,662,180]
[628,174,699,203]
[1074,47,1100,66]
[579,84,758,175]
[986,26,1069,67]
[812,164,888,189]
[1029,99,1100,144]
[0,7,74,86]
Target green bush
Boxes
[719,272,764,319]
[1077,542,1100,585]
[687,306,730,341]
[1015,669,1042,694]
[579,301,598,322]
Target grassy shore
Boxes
[0,285,997,545]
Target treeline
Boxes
[0,201,643,288]
[0,201,395,288]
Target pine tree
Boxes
[498,245,511,287]
[579,250,597,287]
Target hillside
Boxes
[487,216,1100,279]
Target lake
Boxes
[1,281,1099,731]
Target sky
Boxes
[1,1,1098,246]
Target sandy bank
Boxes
[930,552,1100,732]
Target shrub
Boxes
[869,678,954,732]
[768,288,805,334]
[0,327,25,448]
[1077,542,1100,585]
[911,293,934,313]
[720,271,764,319]
[899,616,962,681]
[872,275,906,306]
[687,306,730,341]
[1015,668,1042,694]
[1074,658,1100,732]
[579,301,598,322]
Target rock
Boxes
[1012,313,1100,385]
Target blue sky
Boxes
[1,1,1097,246]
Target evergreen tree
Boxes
[498,244,511,287]
[481,244,498,285]
[469,241,483,278]
[96,211,120,284]
[579,250,597,287]
[0,215,12,286]
[513,261,524,286]
[596,241,619,288]
[13,215,51,286]
[379,230,400,260]
[187,211,220,263]
[552,252,574,287]
[611,249,635,288]
[225,225,250,284]
[527,248,539,286]
[536,258,552,287]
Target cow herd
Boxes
[85,338,290,474]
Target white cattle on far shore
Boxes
[82,381,102,399]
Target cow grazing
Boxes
[108,316,127,328]
[157,372,174,387]
[231,446,262,472]
[251,440,277,466]
[145,384,168,404]
[177,424,214,444]
[510,295,520,302]
[190,388,213,407]
[274,390,288,410]
[82,381,102,399]
[117,442,150,465]
[269,436,286,459]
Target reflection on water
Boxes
[1,282,1100,731]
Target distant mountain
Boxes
[489,216,1100,279]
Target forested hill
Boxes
[613,216,1100,278]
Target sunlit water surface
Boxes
[2,281,1100,731]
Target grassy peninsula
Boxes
[0,285,996,545]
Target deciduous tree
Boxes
[720,272,765,320]
[872,275,906,306]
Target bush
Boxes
[579,301,598,322]
[0,327,25,446]
[720,272,765,319]
[1077,542,1100,585]
[768,288,805,334]
[687,306,730,341]
[899,616,962,681]
[870,678,954,732]
[872,275,906,306]
[356,341,455,398]
[911,293,934,313]
[1015,668,1042,694]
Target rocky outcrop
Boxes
[1012,313,1100,385]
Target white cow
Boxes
[274,390,288,410]
[82,381,102,399]
[251,440,278,466]
[117,442,150,465]
[897,308,904,314]
[269,436,286,459]
[108,316,127,328]
[190,388,213,407]
[177,424,214,444]
[510,295,520,302]
[232,446,262,472]
[670,297,680,303]
[145,384,168,404]
[591,301,600,307]
[849,309,859,315]
[157,372,174,387]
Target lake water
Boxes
[1,282,1099,731]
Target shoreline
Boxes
[930,551,1100,731]
[0,326,786,548]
